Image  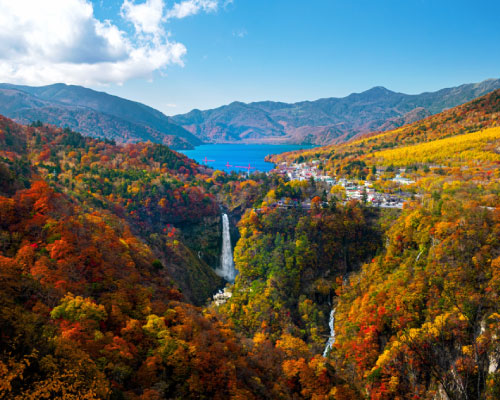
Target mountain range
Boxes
[0,83,202,149]
[172,78,500,145]
[1,78,499,149]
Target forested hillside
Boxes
[271,87,500,167]
[0,84,202,149]
[261,87,500,398]
[0,116,366,399]
[0,82,499,399]
[0,117,224,304]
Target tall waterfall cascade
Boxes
[215,213,237,283]
[323,308,336,357]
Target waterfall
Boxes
[323,308,336,357]
[215,213,237,283]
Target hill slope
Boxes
[0,116,326,399]
[271,86,500,166]
[0,83,202,149]
[173,78,500,145]
[248,82,500,399]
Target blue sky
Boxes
[1,0,499,114]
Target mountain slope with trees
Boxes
[262,85,500,398]
[0,83,202,149]
[0,81,499,398]
[0,115,351,399]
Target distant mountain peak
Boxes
[360,86,397,96]
[172,78,500,146]
[228,101,248,107]
[367,85,390,92]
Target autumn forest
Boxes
[0,85,499,400]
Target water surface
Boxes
[180,143,315,172]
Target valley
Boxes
[1,86,499,398]
[1,1,499,398]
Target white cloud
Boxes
[121,0,164,37]
[0,0,224,86]
[166,0,218,19]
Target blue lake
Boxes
[180,143,316,172]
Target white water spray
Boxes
[323,308,336,357]
[215,213,237,283]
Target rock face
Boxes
[172,215,226,304]
[172,78,500,145]
[0,83,201,149]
